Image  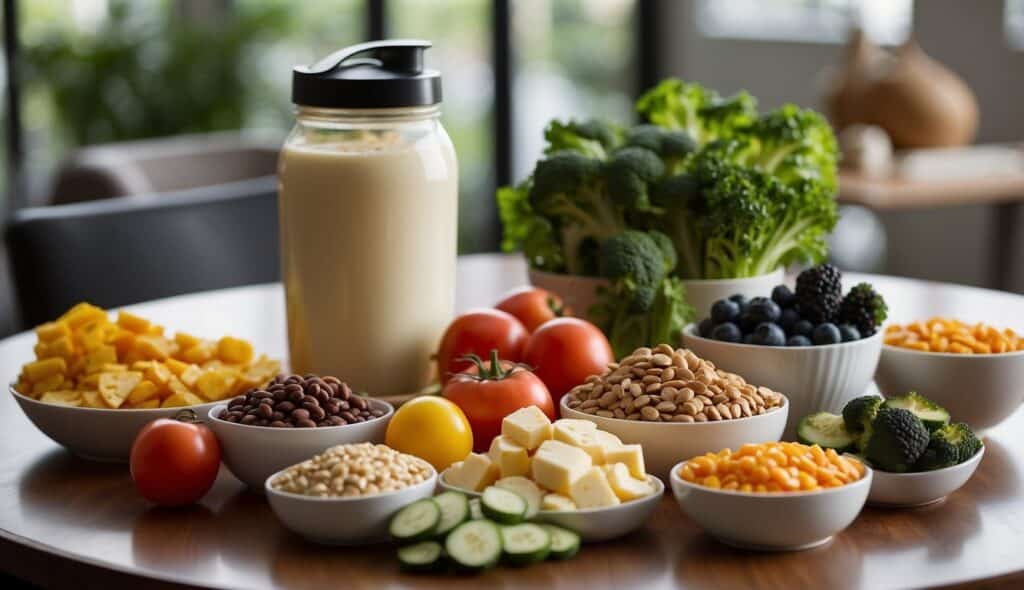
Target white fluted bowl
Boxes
[682,325,883,439]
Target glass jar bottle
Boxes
[279,41,458,396]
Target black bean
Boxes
[291,408,310,421]
[324,400,340,414]
[257,404,273,418]
[296,418,317,428]
[340,410,356,423]
[327,416,345,426]
[338,400,350,411]
[228,396,245,408]
[251,390,272,399]
[226,415,239,423]
[309,405,326,420]
[271,411,285,421]
[339,383,353,400]
[269,420,288,428]
[241,414,257,425]
[352,396,367,410]
[371,409,384,418]
[276,401,295,413]
[302,394,319,407]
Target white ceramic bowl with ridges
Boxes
[559,394,788,483]
[670,459,873,551]
[265,464,437,545]
[10,387,219,462]
[682,325,882,439]
[437,468,665,542]
[528,267,784,329]
[876,346,1024,432]
[868,445,985,507]
[208,399,393,489]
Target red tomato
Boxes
[130,411,221,506]
[444,350,554,452]
[437,309,528,383]
[495,287,568,332]
[523,317,614,406]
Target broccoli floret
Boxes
[599,230,674,313]
[939,422,983,462]
[842,395,883,436]
[647,229,678,273]
[590,275,693,359]
[605,147,666,212]
[864,407,930,472]
[914,436,960,471]
[624,125,696,175]
[882,392,950,432]
[544,119,624,159]
[636,79,756,147]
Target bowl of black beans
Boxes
[208,373,394,489]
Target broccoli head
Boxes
[636,79,757,147]
[605,147,666,212]
[914,436,960,471]
[842,395,883,436]
[864,407,930,472]
[590,275,693,359]
[624,125,696,175]
[938,422,982,462]
[544,119,624,159]
[599,230,675,312]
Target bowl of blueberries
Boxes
[682,264,887,438]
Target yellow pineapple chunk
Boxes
[117,310,151,333]
[98,371,143,408]
[22,357,67,382]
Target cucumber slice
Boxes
[494,476,543,518]
[389,498,441,543]
[883,392,950,431]
[481,487,527,524]
[433,491,470,537]
[445,520,502,570]
[541,525,581,560]
[397,541,444,572]
[797,412,856,450]
[469,498,484,520]
[500,523,551,565]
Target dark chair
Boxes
[4,176,279,330]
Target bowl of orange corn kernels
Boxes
[876,318,1024,432]
[670,442,872,551]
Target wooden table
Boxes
[838,169,1024,291]
[3,254,1024,590]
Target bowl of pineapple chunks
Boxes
[10,302,280,462]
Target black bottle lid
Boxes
[291,39,441,108]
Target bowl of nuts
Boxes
[265,442,437,545]
[560,345,789,482]
[208,373,394,489]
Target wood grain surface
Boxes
[2,254,1023,590]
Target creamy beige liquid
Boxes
[279,133,458,395]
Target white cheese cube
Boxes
[488,435,530,478]
[501,405,553,451]
[445,452,499,492]
[552,419,598,447]
[578,430,624,465]
[530,439,593,495]
[541,493,577,511]
[604,444,645,479]
[603,462,655,501]
[569,466,621,509]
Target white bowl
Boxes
[207,399,393,489]
[559,394,788,483]
[876,346,1024,432]
[867,445,985,507]
[10,387,220,462]
[682,324,882,439]
[437,468,665,543]
[528,267,784,328]
[265,464,437,545]
[670,459,872,551]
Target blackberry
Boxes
[795,264,842,324]
[838,282,888,337]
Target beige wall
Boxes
[657,0,1024,291]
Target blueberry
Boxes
[771,285,796,308]
[710,299,741,324]
[712,322,743,343]
[787,335,813,347]
[754,322,787,346]
[812,323,842,345]
[779,308,801,333]
[743,333,756,344]
[738,312,759,334]
[728,294,749,313]
[792,320,814,337]
[747,297,781,324]
[698,317,715,337]
[838,323,861,342]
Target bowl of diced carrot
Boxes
[670,442,872,551]
[876,318,1024,432]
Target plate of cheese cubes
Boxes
[440,406,664,542]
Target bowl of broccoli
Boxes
[500,78,840,360]
[797,392,985,507]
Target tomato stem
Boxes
[457,349,516,381]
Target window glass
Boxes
[1007,0,1024,49]
[697,0,912,46]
